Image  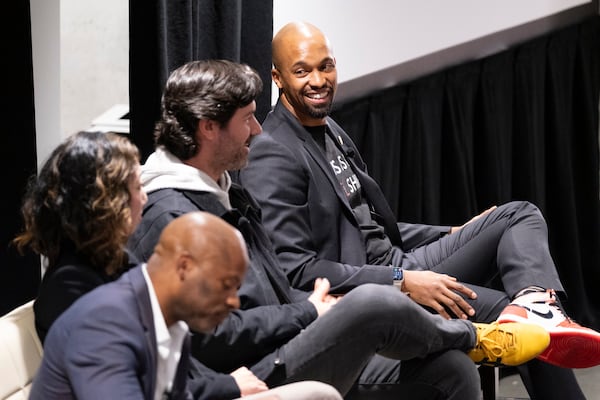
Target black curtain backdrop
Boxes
[129,0,273,162]
[1,0,41,315]
[332,16,600,330]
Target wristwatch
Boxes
[392,266,405,291]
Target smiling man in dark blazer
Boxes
[238,21,600,399]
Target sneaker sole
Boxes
[499,315,600,369]
[537,330,600,369]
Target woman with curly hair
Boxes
[13,130,147,343]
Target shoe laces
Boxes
[475,323,515,359]
[517,288,572,322]
[543,289,573,322]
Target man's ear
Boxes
[198,119,220,141]
[272,68,283,89]
[175,254,192,281]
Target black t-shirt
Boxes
[305,125,394,265]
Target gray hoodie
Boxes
[141,146,232,210]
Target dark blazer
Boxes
[29,266,192,400]
[239,100,450,293]
[128,186,317,380]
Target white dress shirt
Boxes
[142,264,189,400]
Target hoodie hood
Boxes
[141,146,232,209]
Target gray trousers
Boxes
[253,284,481,399]
[404,200,563,297]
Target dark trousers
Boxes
[252,284,481,399]
[399,200,584,400]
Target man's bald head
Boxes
[147,211,248,331]
[153,211,247,267]
[272,22,332,70]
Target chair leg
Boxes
[479,366,498,400]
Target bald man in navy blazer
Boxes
[30,212,249,400]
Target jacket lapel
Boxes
[274,102,403,247]
[345,156,403,246]
[129,266,158,398]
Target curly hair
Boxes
[154,59,263,160]
[13,131,141,275]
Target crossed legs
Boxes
[253,284,481,399]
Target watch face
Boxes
[392,266,403,280]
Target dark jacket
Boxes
[128,184,318,380]
[30,266,192,400]
[238,100,450,292]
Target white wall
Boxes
[30,0,60,169]
[61,0,129,138]
[273,0,594,103]
[30,0,129,167]
[274,0,589,83]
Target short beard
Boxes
[306,102,333,119]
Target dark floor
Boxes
[498,365,600,399]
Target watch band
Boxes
[392,266,404,290]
